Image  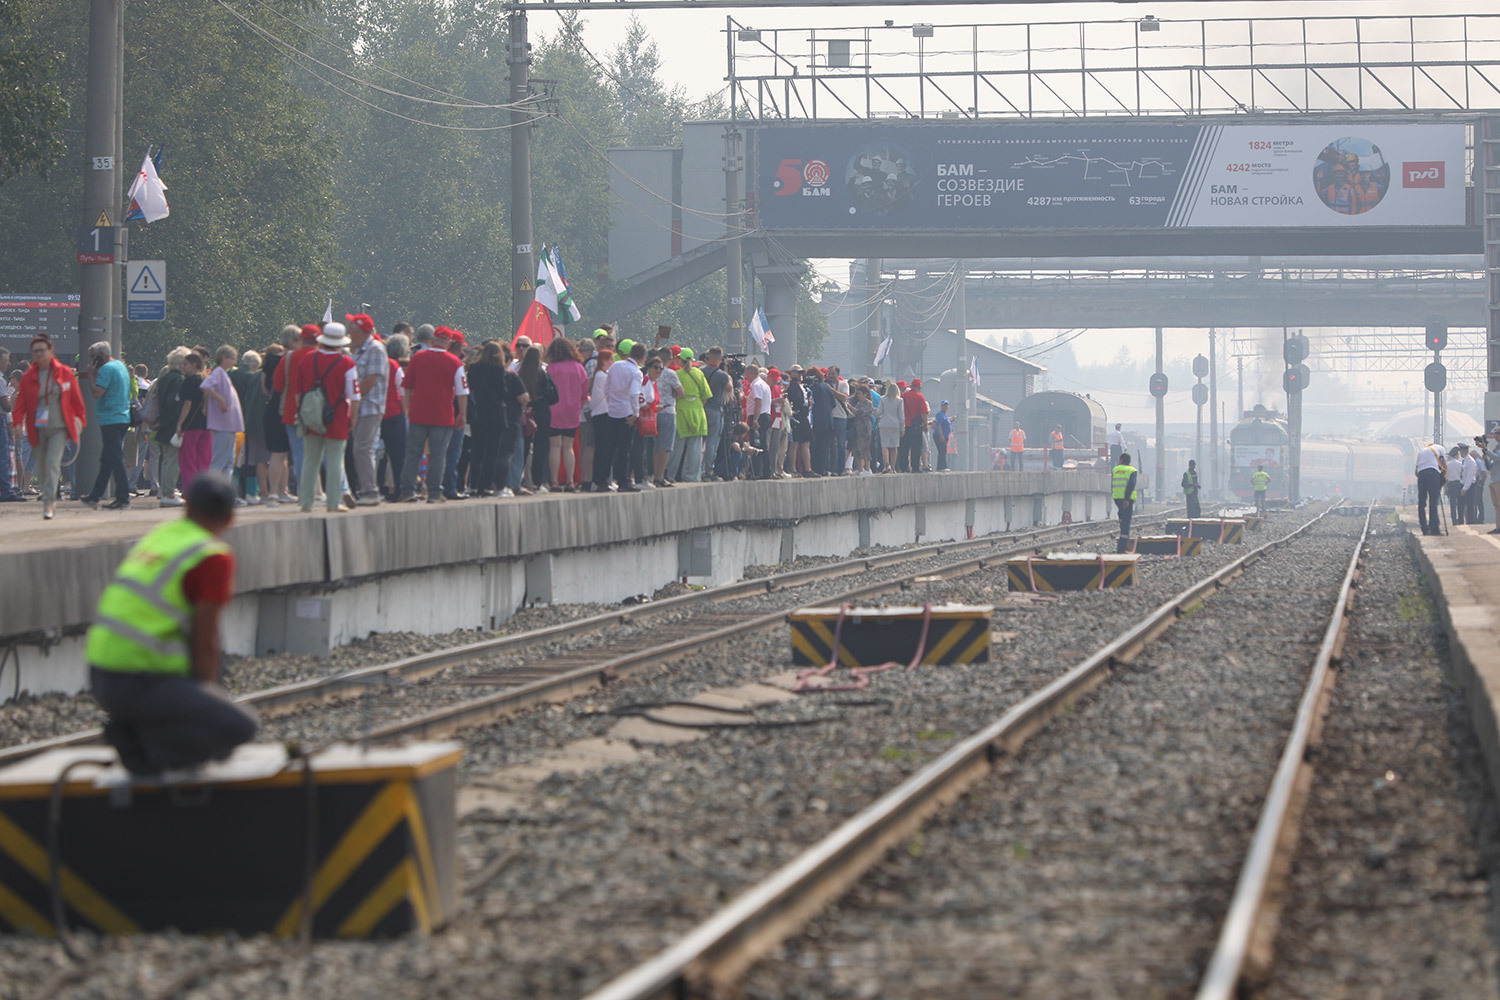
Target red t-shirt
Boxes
[384,359,404,420]
[405,348,466,427]
[276,345,316,425]
[903,390,929,426]
[290,349,358,440]
[182,552,236,606]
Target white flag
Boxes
[969,356,981,387]
[126,153,170,223]
[535,254,581,324]
[873,336,892,366]
[322,298,333,324]
[749,306,775,351]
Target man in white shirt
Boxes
[599,341,644,492]
[1460,443,1479,525]
[1108,423,1125,468]
[745,364,772,479]
[1445,445,1466,525]
[1413,441,1446,536]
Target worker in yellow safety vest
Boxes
[1050,425,1065,470]
[1112,452,1139,552]
[1251,465,1271,514]
[86,474,258,776]
[1008,422,1026,471]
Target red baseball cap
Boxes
[300,324,321,341]
[911,378,922,388]
[897,380,908,388]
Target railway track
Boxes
[0,508,1189,765]
[578,503,1367,1000]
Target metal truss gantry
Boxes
[726,12,1500,120]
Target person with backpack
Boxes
[288,322,359,513]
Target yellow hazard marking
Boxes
[0,880,53,936]
[519,280,533,291]
[338,858,429,937]
[730,320,742,329]
[93,210,111,227]
[921,620,977,665]
[0,810,138,933]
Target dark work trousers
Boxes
[933,431,949,471]
[630,425,649,484]
[1416,467,1443,534]
[614,419,636,486]
[1114,498,1133,552]
[753,414,772,478]
[378,415,407,499]
[1185,492,1201,518]
[469,423,506,493]
[442,419,465,496]
[1051,449,1065,469]
[1469,481,1486,524]
[90,667,259,775]
[592,415,617,489]
[531,410,552,488]
[89,422,131,503]
[1256,489,1268,514]
[832,420,848,474]
[1447,481,1464,524]
[1110,445,1122,468]
[897,424,925,474]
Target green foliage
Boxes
[0,0,68,183]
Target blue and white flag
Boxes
[749,306,775,352]
[873,336,892,366]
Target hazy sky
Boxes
[556,0,1487,412]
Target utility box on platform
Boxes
[0,742,459,940]
[789,604,993,667]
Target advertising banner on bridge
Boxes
[754,122,1466,230]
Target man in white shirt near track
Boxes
[744,364,772,479]
[1108,423,1125,468]
[600,341,644,492]
[1413,440,1446,536]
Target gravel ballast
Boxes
[0,507,1301,999]
[739,511,1376,999]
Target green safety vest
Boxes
[1111,464,1137,502]
[1251,470,1271,491]
[85,519,230,675]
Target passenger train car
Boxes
[1229,404,1417,500]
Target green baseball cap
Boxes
[618,339,636,355]
[679,348,695,361]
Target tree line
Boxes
[0,0,827,363]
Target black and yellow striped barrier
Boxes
[0,742,458,939]
[1007,553,1139,592]
[1130,535,1204,557]
[1165,518,1246,544]
[790,604,992,667]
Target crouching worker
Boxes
[86,474,258,776]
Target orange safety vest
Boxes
[1050,430,1064,450]
[1010,428,1025,452]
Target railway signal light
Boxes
[1283,363,1309,394]
[1283,333,1309,366]
[1148,372,1168,398]
[1426,316,1448,352]
[1425,361,1447,393]
[1192,354,1209,378]
[1191,383,1208,405]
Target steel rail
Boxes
[0,508,1185,765]
[1193,504,1372,1000]
[579,503,1340,1000]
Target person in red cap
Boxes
[345,313,387,505]
[273,323,321,499]
[899,377,929,473]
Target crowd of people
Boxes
[1414,435,1498,536]
[2,321,975,518]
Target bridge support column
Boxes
[760,266,801,366]
[1484,117,1500,435]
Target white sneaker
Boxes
[640,481,657,489]
[499,488,515,498]
[536,484,550,494]
[263,497,278,507]
[276,493,296,504]
[160,497,184,508]
[247,496,262,506]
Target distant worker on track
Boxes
[1112,451,1139,554]
[1008,421,1026,471]
[1050,424,1065,469]
[1414,440,1447,536]
[1181,459,1201,519]
[1251,464,1271,514]
[86,474,258,777]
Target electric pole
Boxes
[724,127,745,354]
[954,260,969,470]
[1208,328,1218,496]
[509,10,535,333]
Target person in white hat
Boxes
[288,321,360,513]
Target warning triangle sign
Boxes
[94,210,111,227]
[520,279,534,291]
[730,320,742,329]
[130,265,163,295]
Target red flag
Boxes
[513,300,554,354]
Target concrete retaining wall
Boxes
[1,471,1109,698]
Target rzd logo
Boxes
[772,158,832,197]
[1402,162,1445,188]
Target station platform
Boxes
[0,470,1110,696]
[1407,518,1500,808]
